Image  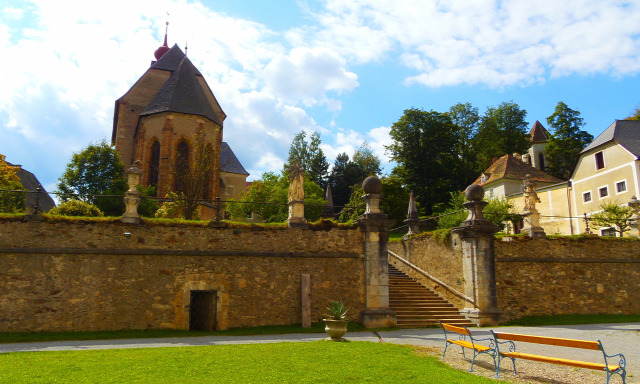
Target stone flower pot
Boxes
[324,319,348,341]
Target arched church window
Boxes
[538,153,545,171]
[149,140,160,191]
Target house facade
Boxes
[475,119,640,236]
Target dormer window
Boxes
[595,151,605,170]
[481,173,490,183]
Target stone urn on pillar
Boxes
[452,184,501,326]
[121,161,142,224]
[357,176,397,328]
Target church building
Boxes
[111,29,248,217]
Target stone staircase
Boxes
[388,264,475,328]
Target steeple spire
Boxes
[154,18,170,60]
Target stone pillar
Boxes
[121,161,143,224]
[452,184,501,326]
[403,191,420,239]
[628,196,640,238]
[357,176,397,328]
[287,160,308,229]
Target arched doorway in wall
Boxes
[189,290,217,331]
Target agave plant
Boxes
[325,300,348,320]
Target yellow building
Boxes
[475,120,640,236]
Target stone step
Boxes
[388,264,475,329]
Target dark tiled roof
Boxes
[151,44,201,75]
[6,162,56,212]
[473,154,564,186]
[141,47,222,125]
[220,142,249,175]
[530,121,550,144]
[580,120,640,157]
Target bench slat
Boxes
[494,332,601,350]
[441,323,470,336]
[500,352,621,372]
[447,339,491,352]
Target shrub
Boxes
[49,200,103,217]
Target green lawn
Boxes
[502,314,640,326]
[0,341,508,384]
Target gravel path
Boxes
[1,323,637,383]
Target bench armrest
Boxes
[490,330,516,353]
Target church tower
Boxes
[527,120,550,171]
[112,26,248,217]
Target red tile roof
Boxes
[473,154,563,186]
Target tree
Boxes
[627,105,640,120]
[170,134,215,220]
[0,154,26,213]
[386,108,460,214]
[436,192,521,230]
[284,131,329,188]
[590,201,633,237]
[448,103,480,187]
[338,175,412,225]
[473,101,530,173]
[227,172,326,223]
[328,143,381,210]
[57,140,127,216]
[545,102,593,180]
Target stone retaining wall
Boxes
[0,220,365,332]
[391,234,640,321]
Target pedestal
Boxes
[287,200,308,229]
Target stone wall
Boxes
[0,220,365,332]
[496,237,640,321]
[390,234,640,321]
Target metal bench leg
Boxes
[442,341,450,359]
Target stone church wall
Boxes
[390,234,640,321]
[0,220,365,332]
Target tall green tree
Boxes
[0,154,26,213]
[328,143,381,209]
[339,175,412,225]
[57,140,127,216]
[544,102,593,180]
[447,102,480,187]
[284,131,329,188]
[386,108,459,214]
[473,101,530,173]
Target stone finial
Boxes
[461,184,489,224]
[125,161,143,193]
[122,161,143,224]
[404,191,420,238]
[362,176,382,215]
[321,184,335,218]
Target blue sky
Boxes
[1,0,639,193]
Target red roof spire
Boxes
[154,20,170,60]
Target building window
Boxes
[583,191,592,203]
[595,151,605,170]
[599,186,608,198]
[601,227,617,237]
[538,153,545,171]
[149,140,160,191]
[616,180,627,194]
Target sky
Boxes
[1,0,640,193]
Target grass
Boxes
[502,313,640,326]
[0,341,509,384]
[0,322,375,344]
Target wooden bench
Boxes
[491,331,627,384]
[438,322,496,372]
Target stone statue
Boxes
[522,174,540,212]
[288,160,304,202]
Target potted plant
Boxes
[324,300,349,341]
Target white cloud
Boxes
[311,0,640,88]
[263,47,358,106]
[2,7,23,20]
